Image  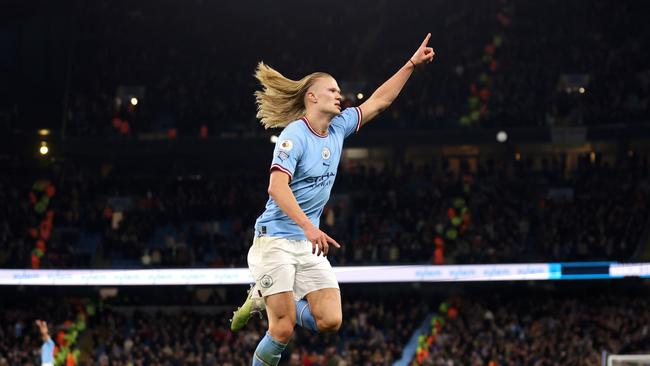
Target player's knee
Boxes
[269,318,294,343]
[316,314,342,333]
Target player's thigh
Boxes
[295,256,342,327]
[265,291,297,326]
[265,291,296,342]
[305,288,342,324]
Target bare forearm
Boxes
[269,184,312,229]
[266,172,339,253]
[369,61,415,110]
[359,34,434,126]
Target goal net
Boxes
[607,354,650,366]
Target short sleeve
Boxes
[331,107,362,139]
[41,337,55,362]
[269,125,304,181]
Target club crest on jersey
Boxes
[279,139,293,151]
[322,147,331,160]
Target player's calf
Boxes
[295,298,342,333]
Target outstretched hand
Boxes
[35,319,49,337]
[410,33,435,66]
[303,223,341,257]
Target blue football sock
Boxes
[252,332,287,366]
[295,299,318,333]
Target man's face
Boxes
[309,76,342,116]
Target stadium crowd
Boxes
[1,154,648,269]
[419,293,650,366]
[0,298,80,366]
[6,0,648,136]
[0,163,38,268]
[3,0,650,365]
[2,289,648,365]
[0,308,44,365]
[89,297,427,365]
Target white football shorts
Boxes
[247,236,339,300]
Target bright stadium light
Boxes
[357,93,364,100]
[579,87,585,94]
[496,130,508,143]
[270,135,278,144]
[130,97,138,106]
[39,142,49,155]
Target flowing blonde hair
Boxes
[254,62,331,129]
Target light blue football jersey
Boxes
[255,107,362,240]
[41,337,55,364]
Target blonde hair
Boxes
[254,62,331,129]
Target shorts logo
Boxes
[322,147,331,160]
[260,275,274,288]
[280,140,293,151]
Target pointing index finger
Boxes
[326,235,341,248]
[420,33,431,48]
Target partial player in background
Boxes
[35,320,55,366]
[231,34,435,366]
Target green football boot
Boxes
[230,283,265,331]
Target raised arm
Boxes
[35,320,51,342]
[358,33,435,127]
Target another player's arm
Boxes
[267,170,340,256]
[359,33,435,127]
[35,320,51,342]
